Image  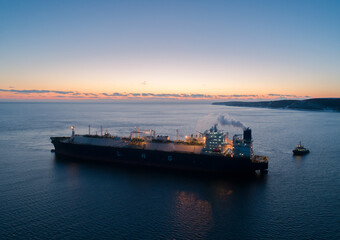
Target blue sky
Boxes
[0,0,339,99]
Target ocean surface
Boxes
[0,102,339,239]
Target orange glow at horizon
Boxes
[0,89,321,101]
[2,55,340,100]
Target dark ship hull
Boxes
[51,137,268,174]
[293,149,310,156]
[293,142,310,156]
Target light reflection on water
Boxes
[172,191,213,239]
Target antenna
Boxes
[176,129,179,141]
[88,125,91,135]
[101,126,103,136]
[195,130,204,135]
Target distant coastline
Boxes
[212,98,340,112]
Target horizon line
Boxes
[0,88,313,101]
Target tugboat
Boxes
[293,142,310,156]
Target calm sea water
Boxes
[0,102,339,239]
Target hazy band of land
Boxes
[213,98,340,112]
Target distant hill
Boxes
[212,98,340,112]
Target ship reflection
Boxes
[213,184,233,199]
[52,155,80,189]
[172,191,213,238]
[170,177,266,238]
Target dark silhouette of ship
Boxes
[51,125,268,175]
[293,142,310,156]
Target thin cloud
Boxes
[268,93,282,96]
[268,93,300,98]
[0,88,310,100]
[101,92,129,97]
[142,93,155,96]
[0,89,74,94]
[83,93,98,96]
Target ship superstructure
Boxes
[201,124,226,154]
[233,128,253,158]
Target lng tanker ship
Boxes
[51,125,268,175]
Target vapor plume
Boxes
[195,113,246,132]
[217,114,246,130]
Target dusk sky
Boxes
[1,0,339,100]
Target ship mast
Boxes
[71,125,75,137]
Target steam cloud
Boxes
[217,114,246,130]
[195,113,246,132]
